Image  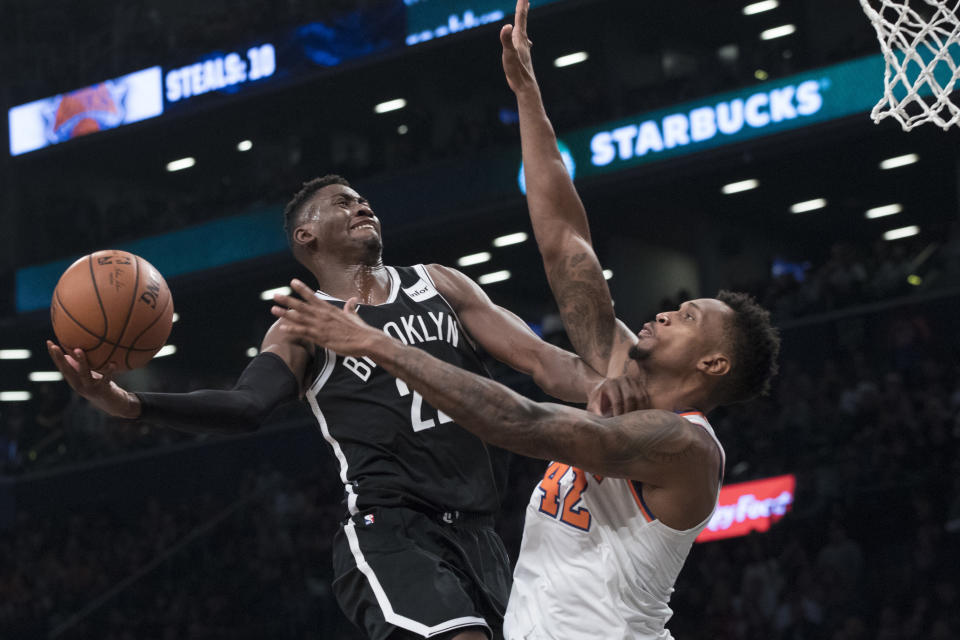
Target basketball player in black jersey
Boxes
[46,174,624,640]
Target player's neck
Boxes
[311,260,390,305]
[640,366,712,414]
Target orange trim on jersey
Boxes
[628,481,655,522]
[678,411,706,418]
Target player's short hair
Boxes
[714,290,780,405]
[283,174,352,247]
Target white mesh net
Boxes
[859,0,960,130]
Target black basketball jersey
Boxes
[304,265,500,517]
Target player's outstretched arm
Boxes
[46,322,311,434]
[502,0,635,376]
[272,281,707,486]
[425,264,604,403]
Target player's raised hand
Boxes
[272,279,382,357]
[46,340,140,418]
[501,0,537,94]
[587,374,651,417]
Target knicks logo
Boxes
[44,82,126,143]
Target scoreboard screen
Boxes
[7,0,572,156]
[8,67,164,156]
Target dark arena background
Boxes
[2,1,960,638]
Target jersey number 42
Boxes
[537,462,593,531]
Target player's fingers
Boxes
[289,279,314,300]
[272,292,305,311]
[74,348,92,380]
[620,381,640,414]
[47,340,65,368]
[501,24,515,50]
[515,0,529,36]
[586,391,603,415]
[270,305,288,319]
[47,341,77,380]
[99,362,118,384]
[588,382,615,417]
[343,297,361,314]
[608,387,625,417]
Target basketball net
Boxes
[859,0,960,131]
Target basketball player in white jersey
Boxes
[269,2,780,637]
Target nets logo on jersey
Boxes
[696,474,795,543]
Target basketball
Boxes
[50,249,174,372]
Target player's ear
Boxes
[698,353,730,377]
[293,226,315,250]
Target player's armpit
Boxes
[424,263,603,402]
[260,318,314,397]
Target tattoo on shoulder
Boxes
[631,415,699,465]
[547,252,616,366]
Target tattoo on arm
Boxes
[546,252,617,372]
[381,340,695,478]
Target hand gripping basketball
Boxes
[50,250,174,371]
[46,341,141,419]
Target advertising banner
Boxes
[696,474,796,543]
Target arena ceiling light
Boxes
[166,157,196,172]
[493,232,528,247]
[0,349,31,360]
[374,98,407,114]
[603,269,613,280]
[478,270,511,285]
[554,51,589,68]
[155,345,177,358]
[760,24,796,40]
[865,203,903,219]
[246,347,259,358]
[742,1,779,15]
[237,140,253,152]
[721,179,759,194]
[260,286,292,300]
[789,198,827,214]
[0,391,31,402]
[172,312,180,323]
[28,371,63,382]
[879,153,919,170]
[457,251,492,267]
[883,225,920,241]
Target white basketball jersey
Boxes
[504,412,724,640]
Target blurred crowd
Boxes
[753,234,960,324]
[2,295,959,638]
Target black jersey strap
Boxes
[135,352,300,434]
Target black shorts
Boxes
[331,506,511,640]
